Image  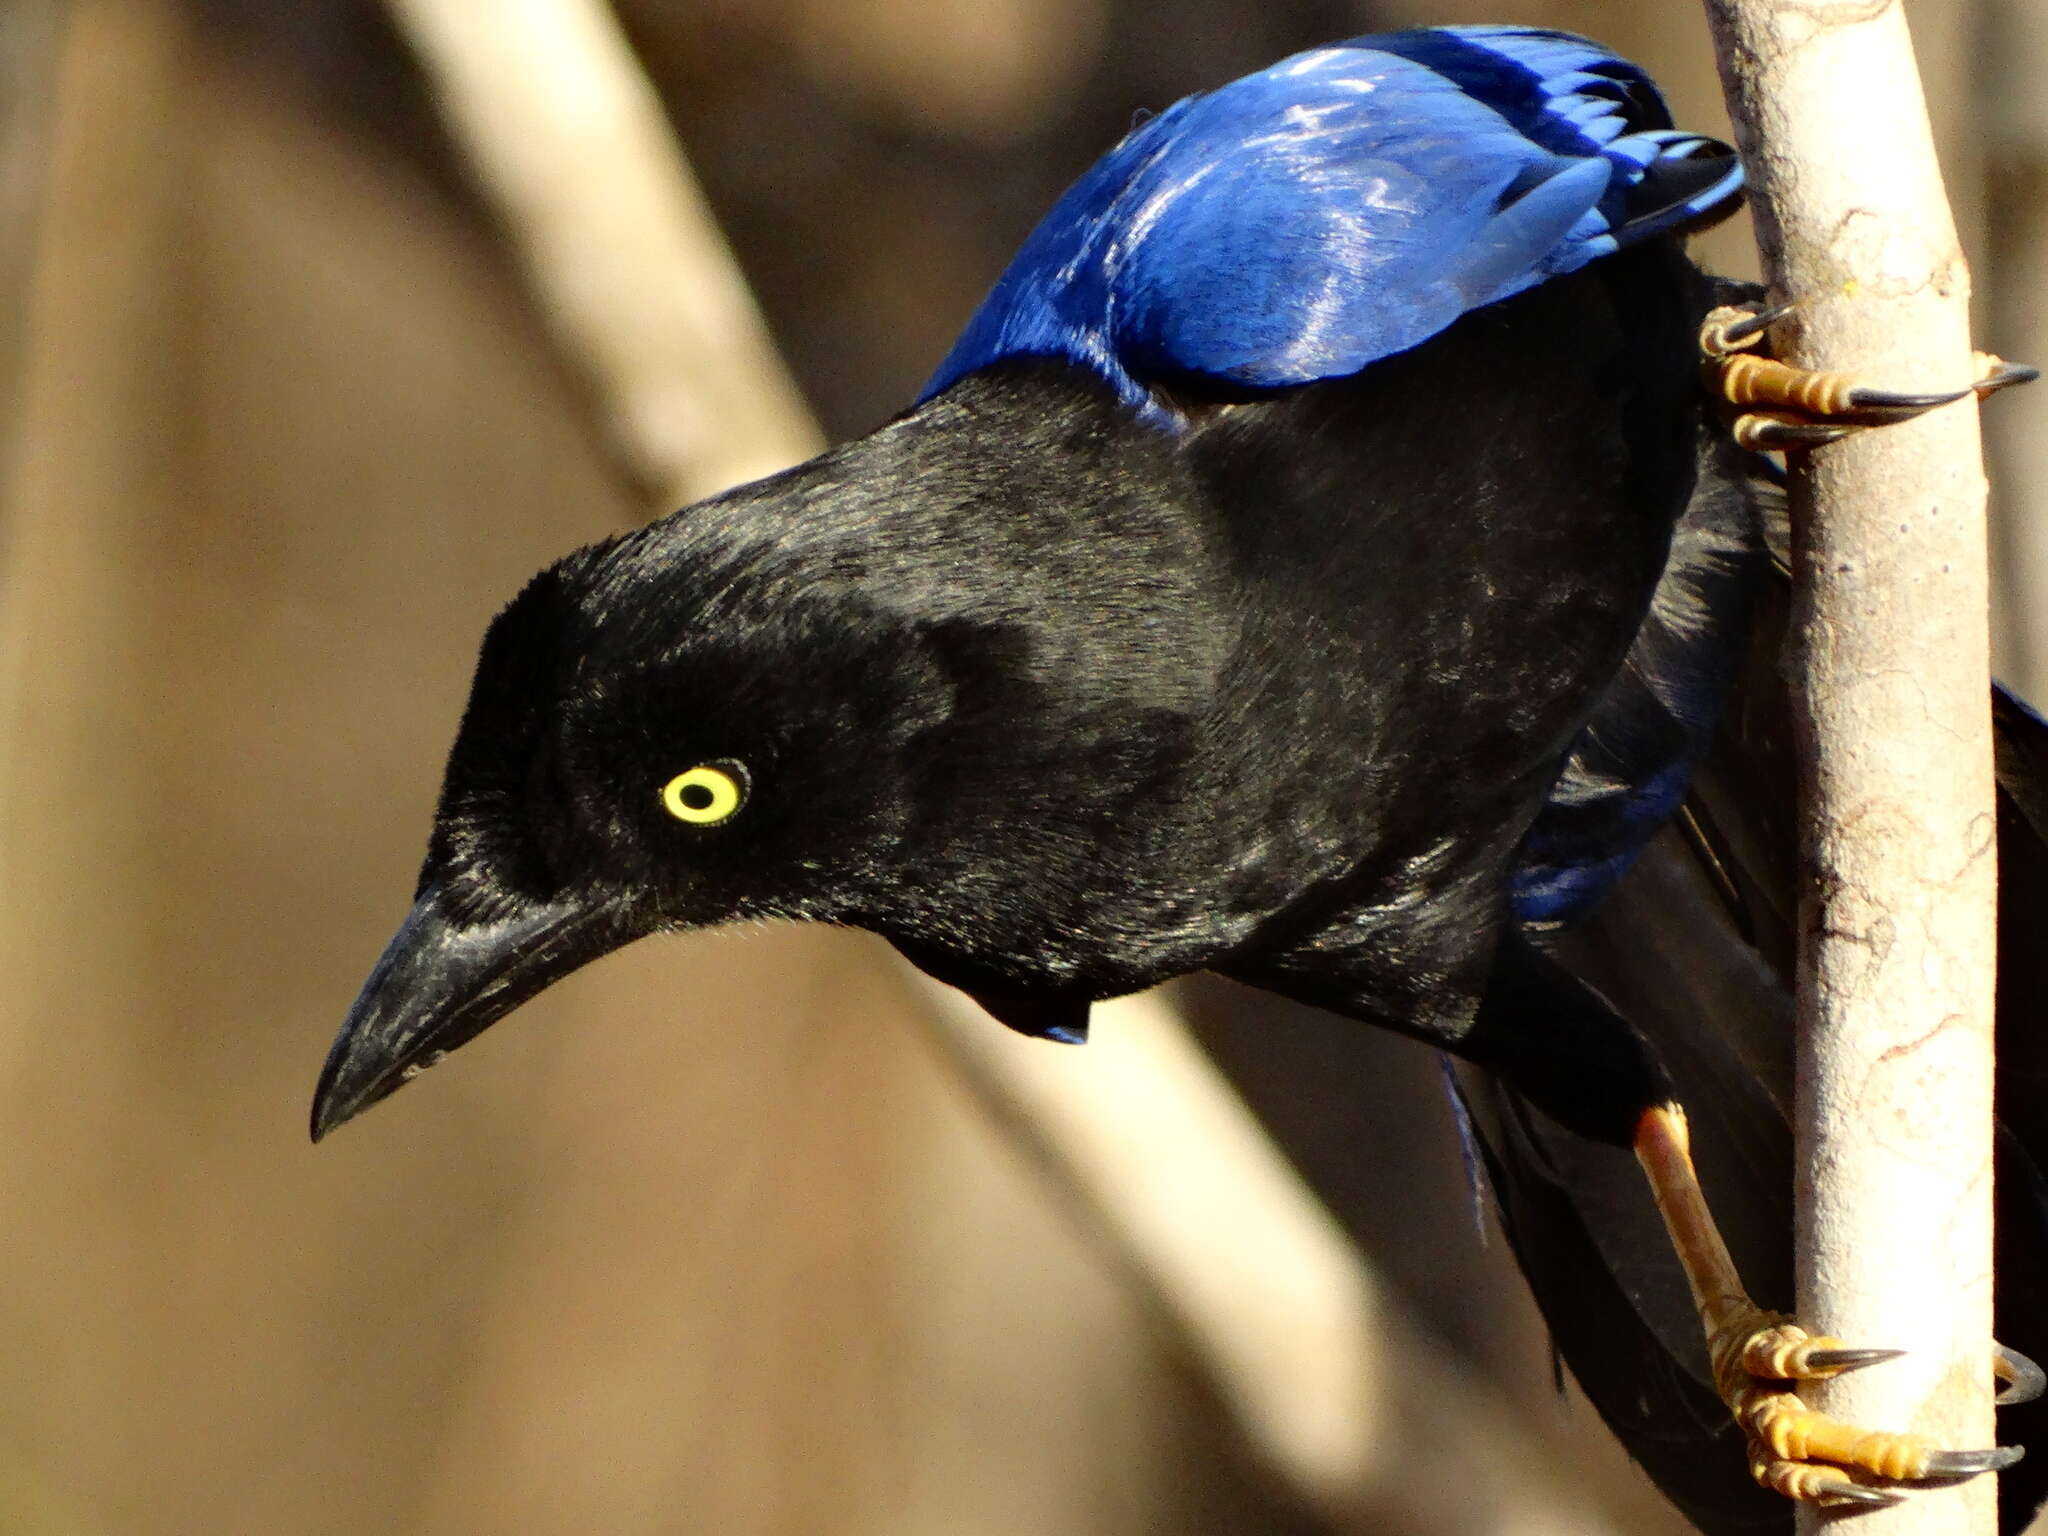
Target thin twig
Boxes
[381,1,1639,1529]
[1702,4,2000,1533]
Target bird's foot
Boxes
[1698,300,2038,452]
[1707,1310,2028,1507]
[1634,1105,2032,1509]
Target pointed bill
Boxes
[311,885,618,1141]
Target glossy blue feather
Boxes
[925,26,1742,421]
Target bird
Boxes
[310,25,2043,1528]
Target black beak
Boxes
[311,884,618,1142]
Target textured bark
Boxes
[1702,4,2000,1533]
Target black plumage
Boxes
[314,27,2047,1532]
[318,240,1711,1143]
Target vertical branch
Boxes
[1701,4,1999,1534]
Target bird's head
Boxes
[312,393,1227,1139]
[312,520,971,1139]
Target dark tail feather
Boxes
[1461,809,1797,1534]
[1455,1061,1783,1534]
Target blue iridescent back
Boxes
[925,26,1742,423]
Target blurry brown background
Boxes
[0,1,2040,1532]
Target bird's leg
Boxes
[1699,301,2038,451]
[1634,1103,2028,1507]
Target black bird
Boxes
[313,26,2043,1527]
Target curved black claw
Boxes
[1840,384,1973,420]
[1821,1482,1906,1509]
[1737,418,1858,451]
[1802,1346,1907,1375]
[1997,1344,2046,1406]
[1714,299,1799,350]
[1978,361,2041,398]
[1922,1445,2026,1478]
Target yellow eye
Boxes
[661,763,747,825]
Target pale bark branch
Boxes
[1702,4,2001,1533]
[379,0,1640,1529]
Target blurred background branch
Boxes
[1701,4,1998,1532]
[386,0,814,500]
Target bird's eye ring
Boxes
[661,762,748,826]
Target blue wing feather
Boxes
[924,27,1741,420]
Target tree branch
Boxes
[1701,4,2000,1532]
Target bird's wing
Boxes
[1512,412,1769,924]
[924,26,1742,414]
[1467,425,2048,1535]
